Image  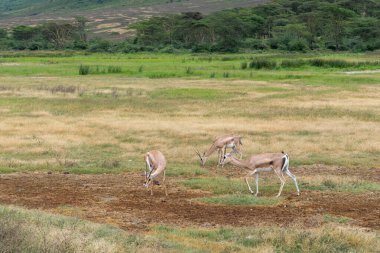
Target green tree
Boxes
[322,4,355,50]
[204,10,246,52]
[42,22,76,48]
[12,25,40,40]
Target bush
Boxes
[28,41,44,50]
[73,40,88,50]
[0,28,7,39]
[249,58,277,69]
[288,38,309,51]
[88,39,111,52]
[242,38,268,50]
[121,43,142,53]
[241,62,248,69]
[159,45,177,53]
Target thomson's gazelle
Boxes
[222,152,300,197]
[195,134,243,166]
[144,150,168,196]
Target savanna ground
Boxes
[0,52,379,252]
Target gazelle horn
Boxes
[194,148,202,158]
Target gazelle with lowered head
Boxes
[221,152,300,197]
[144,150,168,196]
[195,134,243,166]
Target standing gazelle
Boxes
[144,150,168,196]
[195,134,243,166]
[221,152,300,197]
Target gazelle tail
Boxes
[281,153,289,171]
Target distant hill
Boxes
[0,0,269,40]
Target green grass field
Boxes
[0,51,379,252]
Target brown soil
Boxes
[0,169,379,231]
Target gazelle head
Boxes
[221,152,233,166]
[144,171,152,188]
[194,148,207,166]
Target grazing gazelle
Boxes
[221,152,300,197]
[144,150,168,196]
[195,134,243,166]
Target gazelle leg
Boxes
[222,146,227,167]
[233,146,242,159]
[217,149,221,167]
[275,169,286,197]
[145,156,153,172]
[163,171,168,196]
[150,181,154,196]
[255,172,259,196]
[285,169,300,195]
[245,170,257,195]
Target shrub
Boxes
[288,39,309,52]
[0,28,7,39]
[241,62,248,69]
[242,38,269,50]
[88,39,111,52]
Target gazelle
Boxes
[144,150,168,196]
[195,134,243,166]
[221,152,300,197]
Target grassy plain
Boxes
[0,51,379,252]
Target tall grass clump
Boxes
[241,62,248,69]
[223,72,230,78]
[249,58,277,69]
[185,67,193,75]
[78,65,122,75]
[281,59,307,68]
[308,59,354,68]
[107,65,122,73]
[79,65,90,75]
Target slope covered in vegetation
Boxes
[0,0,379,52]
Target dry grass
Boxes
[3,204,377,253]
[151,224,380,253]
[0,76,379,172]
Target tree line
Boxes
[1,0,379,53]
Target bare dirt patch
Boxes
[0,169,379,231]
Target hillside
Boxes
[0,0,269,40]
